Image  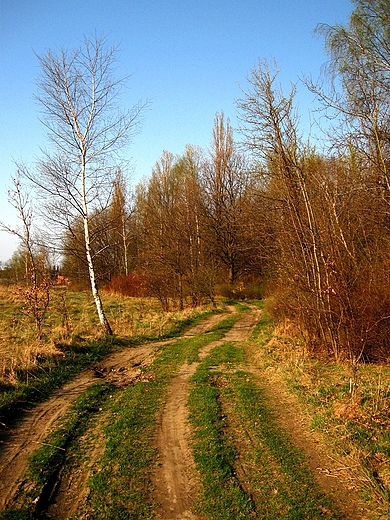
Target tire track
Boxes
[153,308,261,519]
[0,312,229,512]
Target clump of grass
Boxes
[209,313,243,335]
[84,379,162,519]
[0,286,62,384]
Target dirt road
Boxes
[0,312,232,514]
[0,307,371,519]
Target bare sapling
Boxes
[19,266,51,340]
[1,174,51,339]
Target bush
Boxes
[104,273,147,297]
[216,281,264,300]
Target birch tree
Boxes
[27,35,144,335]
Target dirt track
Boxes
[0,308,371,518]
[152,307,368,520]
[0,312,232,514]
[0,341,159,511]
[153,308,262,519]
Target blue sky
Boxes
[0,0,352,262]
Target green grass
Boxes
[188,343,255,519]
[231,372,341,519]
[209,312,243,335]
[0,381,115,519]
[188,342,341,519]
[85,380,160,519]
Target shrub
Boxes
[104,273,147,297]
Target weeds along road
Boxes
[0,305,370,519]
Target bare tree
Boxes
[202,112,254,285]
[1,174,37,284]
[309,0,390,200]
[1,174,51,338]
[109,169,133,276]
[238,61,342,358]
[24,35,145,335]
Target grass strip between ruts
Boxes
[188,342,255,519]
[188,341,342,519]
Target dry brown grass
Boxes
[0,286,62,383]
[0,285,214,385]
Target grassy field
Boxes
[0,285,216,427]
[0,285,211,383]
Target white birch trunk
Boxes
[81,162,113,335]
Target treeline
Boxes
[59,114,264,306]
[3,0,390,361]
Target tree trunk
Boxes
[84,216,113,335]
[81,157,113,335]
[122,212,129,276]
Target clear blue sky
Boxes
[0,0,352,263]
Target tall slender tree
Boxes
[238,62,341,357]
[202,112,253,285]
[23,35,145,334]
[109,169,133,276]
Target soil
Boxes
[0,340,161,512]
[0,308,375,519]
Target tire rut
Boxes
[0,342,159,511]
[153,308,261,519]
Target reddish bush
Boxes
[104,273,147,297]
